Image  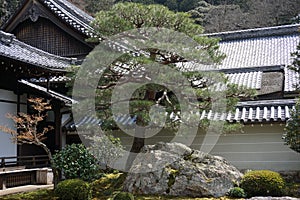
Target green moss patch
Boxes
[91,173,127,198]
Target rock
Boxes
[123,142,243,197]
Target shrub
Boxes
[55,179,92,200]
[53,143,101,181]
[227,187,246,198]
[112,192,134,200]
[284,182,300,197]
[240,170,285,197]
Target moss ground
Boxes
[0,190,244,200]
[0,173,298,200]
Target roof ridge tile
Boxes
[0,31,15,46]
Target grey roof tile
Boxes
[0,31,76,71]
[29,75,71,83]
[200,99,296,123]
[201,24,300,69]
[64,114,137,131]
[218,34,299,69]
[192,70,263,91]
[64,98,296,131]
[284,66,299,92]
[226,71,262,89]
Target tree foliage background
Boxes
[1,0,299,32]
[110,0,300,32]
[0,0,20,26]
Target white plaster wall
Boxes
[207,125,300,171]
[0,89,26,157]
[112,124,300,171]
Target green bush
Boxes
[240,170,285,197]
[112,192,134,200]
[55,179,92,200]
[53,143,101,181]
[227,187,246,198]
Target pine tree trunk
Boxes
[126,118,146,171]
[130,126,145,153]
[126,52,157,171]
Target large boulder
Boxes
[123,142,242,197]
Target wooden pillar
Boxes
[54,102,62,150]
[16,83,21,158]
[0,175,6,190]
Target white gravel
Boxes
[247,197,300,200]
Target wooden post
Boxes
[54,102,62,150]
[32,156,36,167]
[1,158,4,168]
[16,84,21,160]
[30,171,36,185]
[0,175,6,190]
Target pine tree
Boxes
[70,3,255,164]
[283,101,300,153]
[283,43,300,153]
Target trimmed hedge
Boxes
[55,179,92,200]
[240,170,285,197]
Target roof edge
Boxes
[201,24,300,41]
[18,79,77,105]
[237,99,297,107]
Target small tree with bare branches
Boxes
[0,97,59,186]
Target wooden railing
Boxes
[0,155,50,169]
[0,155,51,190]
[0,169,37,189]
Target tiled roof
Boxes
[41,0,95,37]
[0,31,76,71]
[191,68,263,91]
[200,99,296,123]
[226,71,262,89]
[64,114,137,131]
[284,66,299,92]
[29,75,71,83]
[218,34,299,69]
[19,79,77,105]
[64,99,295,131]
[202,24,300,69]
